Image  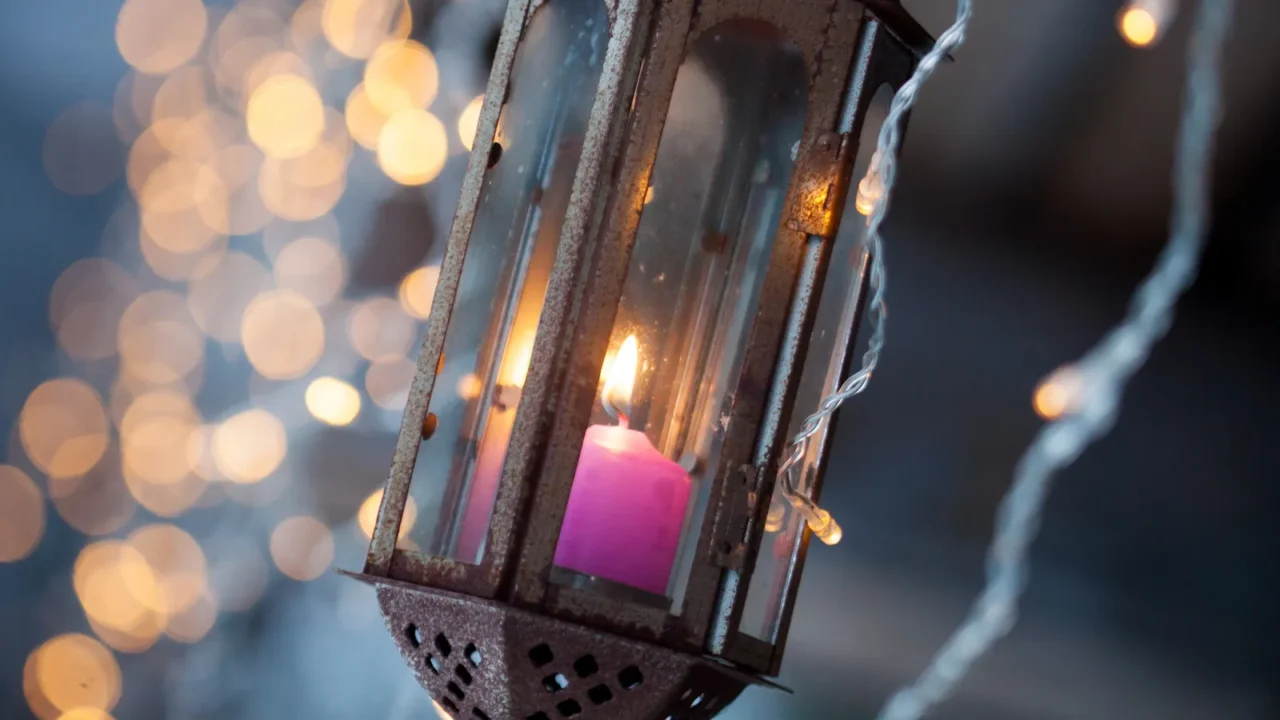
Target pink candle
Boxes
[553,423,692,595]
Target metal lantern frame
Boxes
[349,1,932,717]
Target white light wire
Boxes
[775,0,974,541]
[876,1,1236,719]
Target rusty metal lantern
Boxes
[344,1,934,718]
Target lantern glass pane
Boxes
[550,21,807,610]
[407,0,610,563]
[739,84,894,643]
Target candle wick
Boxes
[617,411,629,429]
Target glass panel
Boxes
[550,21,808,609]
[407,0,610,562]
[738,84,894,642]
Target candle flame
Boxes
[602,334,638,420]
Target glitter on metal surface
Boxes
[353,570,754,720]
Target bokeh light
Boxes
[120,390,202,487]
[270,516,334,581]
[212,409,287,484]
[1033,365,1084,420]
[73,540,165,654]
[348,296,416,361]
[165,590,218,643]
[457,94,484,151]
[246,74,326,159]
[377,109,448,186]
[241,290,325,379]
[19,379,110,479]
[24,634,121,719]
[117,291,205,387]
[115,0,208,75]
[139,229,229,282]
[364,40,438,116]
[344,83,388,150]
[44,103,125,196]
[49,258,140,362]
[207,144,274,235]
[138,158,227,255]
[357,488,416,540]
[365,356,417,411]
[398,265,439,320]
[187,252,272,343]
[51,446,136,537]
[322,0,411,59]
[1119,7,1160,47]
[305,377,362,426]
[0,465,44,563]
[273,236,347,305]
[125,524,208,619]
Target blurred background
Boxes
[0,0,1276,719]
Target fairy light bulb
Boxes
[806,507,842,546]
[1118,0,1177,48]
[855,150,884,216]
[1033,364,1085,420]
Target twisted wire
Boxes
[776,0,974,534]
[876,2,1235,718]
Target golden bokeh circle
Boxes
[212,409,288,483]
[273,236,347,306]
[364,39,438,116]
[116,0,208,75]
[127,523,208,617]
[241,290,325,379]
[377,109,448,186]
[27,634,121,717]
[305,377,362,427]
[322,0,411,59]
[51,445,136,537]
[357,488,417,540]
[49,258,139,362]
[186,251,272,343]
[270,516,334,581]
[344,83,388,150]
[19,379,110,480]
[365,356,417,411]
[457,94,485,152]
[246,74,325,159]
[348,296,416,362]
[398,266,439,320]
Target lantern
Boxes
[345,1,934,718]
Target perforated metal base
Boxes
[344,572,755,720]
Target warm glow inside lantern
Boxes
[347,1,933,718]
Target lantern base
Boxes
[340,571,772,720]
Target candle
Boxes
[553,336,692,596]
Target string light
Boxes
[878,2,1234,718]
[775,0,972,548]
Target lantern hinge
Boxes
[712,465,760,570]
[787,131,856,240]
